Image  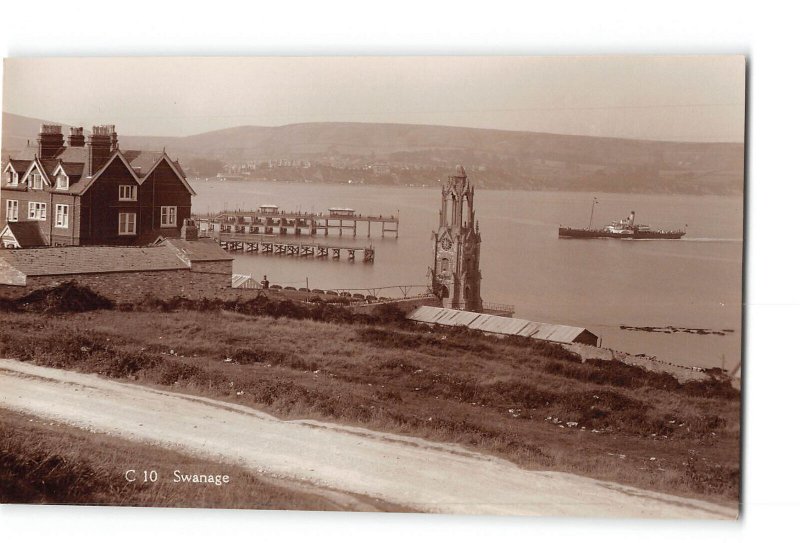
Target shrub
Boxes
[156,361,206,385]
[10,282,114,313]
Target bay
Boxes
[192,179,743,369]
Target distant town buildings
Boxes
[370,163,391,175]
[1,124,194,248]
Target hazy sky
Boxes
[2,56,744,142]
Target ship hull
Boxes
[558,227,629,239]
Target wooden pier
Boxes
[213,233,375,263]
[196,206,399,239]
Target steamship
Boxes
[558,210,686,240]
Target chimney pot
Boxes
[68,126,85,147]
[37,124,65,159]
[181,218,199,241]
[87,125,114,175]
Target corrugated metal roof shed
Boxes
[407,306,598,346]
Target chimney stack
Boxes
[181,218,198,241]
[37,124,64,159]
[68,127,85,147]
[87,125,114,175]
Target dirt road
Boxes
[0,359,737,518]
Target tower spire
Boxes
[431,165,483,312]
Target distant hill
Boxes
[2,112,744,195]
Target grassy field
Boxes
[0,303,740,507]
[0,408,381,510]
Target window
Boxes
[160,206,177,227]
[55,204,69,228]
[56,173,69,190]
[119,185,137,201]
[30,172,43,190]
[4,170,18,186]
[118,212,136,235]
[6,200,18,222]
[28,202,47,221]
[441,258,450,272]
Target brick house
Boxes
[1,124,195,247]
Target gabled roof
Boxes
[173,160,187,179]
[21,158,52,186]
[0,221,47,248]
[71,150,141,195]
[138,228,181,247]
[6,160,29,174]
[232,274,261,289]
[52,161,86,185]
[70,150,196,196]
[123,150,163,172]
[137,153,196,196]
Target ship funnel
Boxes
[629,211,635,226]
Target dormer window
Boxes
[30,172,43,190]
[119,185,138,201]
[56,173,69,190]
[4,170,18,185]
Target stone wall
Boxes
[563,342,710,383]
[349,295,441,316]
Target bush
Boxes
[156,361,206,385]
[9,282,114,313]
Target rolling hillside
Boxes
[2,112,744,194]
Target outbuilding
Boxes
[0,225,233,303]
[406,306,600,346]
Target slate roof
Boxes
[173,160,187,178]
[59,162,86,177]
[407,306,598,345]
[7,159,29,173]
[65,175,92,194]
[123,150,163,173]
[56,147,89,163]
[0,245,188,279]
[39,159,60,180]
[2,222,47,248]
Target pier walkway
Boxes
[196,208,399,239]
[212,232,375,262]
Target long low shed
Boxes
[407,306,600,346]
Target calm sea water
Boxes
[192,179,743,369]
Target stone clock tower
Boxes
[431,165,483,312]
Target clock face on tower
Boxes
[440,237,453,250]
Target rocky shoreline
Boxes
[620,325,735,337]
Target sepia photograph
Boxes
[0,55,744,519]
